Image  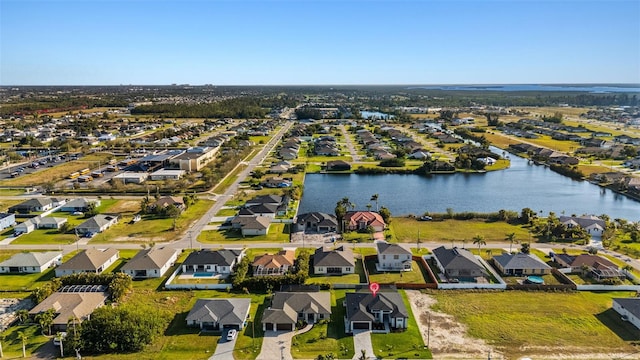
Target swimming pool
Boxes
[525,275,544,284]
[193,272,214,277]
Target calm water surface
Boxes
[299,153,639,221]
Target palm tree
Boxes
[370,194,379,212]
[17,331,26,358]
[0,333,5,358]
[485,249,493,259]
[35,308,55,335]
[505,232,517,253]
[473,235,486,253]
[366,203,372,211]
[16,309,29,324]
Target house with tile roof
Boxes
[181,249,244,275]
[186,298,251,330]
[262,291,331,331]
[0,251,62,273]
[343,211,386,232]
[252,250,295,276]
[55,248,120,277]
[121,247,180,278]
[313,246,355,275]
[551,253,624,281]
[344,289,408,333]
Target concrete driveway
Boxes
[209,329,239,360]
[256,330,295,360]
[352,330,375,360]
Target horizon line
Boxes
[2,82,640,87]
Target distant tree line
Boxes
[131,98,268,118]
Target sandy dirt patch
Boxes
[105,200,140,213]
[405,290,497,359]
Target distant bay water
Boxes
[407,84,640,93]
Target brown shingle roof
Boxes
[252,250,294,269]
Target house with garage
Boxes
[38,216,68,229]
[344,289,408,333]
[252,250,295,276]
[150,196,186,212]
[238,204,278,218]
[0,213,16,230]
[74,214,119,236]
[432,246,489,282]
[245,194,289,216]
[612,298,640,330]
[313,246,355,275]
[376,241,412,271]
[343,211,386,232]
[559,215,606,237]
[296,212,338,233]
[551,253,624,281]
[29,288,108,331]
[186,298,251,331]
[492,252,552,276]
[8,198,55,213]
[262,291,331,331]
[0,251,62,273]
[55,248,120,277]
[120,247,180,278]
[326,160,351,171]
[231,215,271,236]
[13,216,42,235]
[59,198,101,213]
[181,249,244,275]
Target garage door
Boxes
[265,323,273,331]
[353,322,370,330]
[276,323,293,331]
[223,324,240,330]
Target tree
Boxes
[16,309,29,324]
[17,331,26,358]
[366,203,372,211]
[473,235,486,253]
[35,308,56,335]
[140,195,151,215]
[0,333,5,358]
[520,242,530,254]
[379,207,391,225]
[359,349,367,360]
[84,202,98,218]
[366,225,375,240]
[505,233,517,253]
[334,202,347,232]
[370,194,379,212]
[59,222,72,234]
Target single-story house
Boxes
[296,212,338,233]
[14,216,42,235]
[262,291,331,331]
[313,246,355,275]
[551,253,624,280]
[150,196,186,212]
[75,214,119,236]
[408,150,431,160]
[186,298,251,330]
[345,290,408,333]
[492,252,551,276]
[612,298,640,330]
[149,169,186,181]
[231,215,271,236]
[432,246,488,282]
[0,251,62,273]
[112,172,148,184]
[244,194,289,216]
[59,198,101,213]
[120,247,180,278]
[252,250,295,276]
[238,204,278,218]
[375,241,412,272]
[181,249,245,274]
[8,198,54,214]
[55,248,120,277]
[559,215,606,236]
[38,216,68,229]
[29,290,108,331]
[0,213,16,230]
[326,160,351,171]
[343,211,386,232]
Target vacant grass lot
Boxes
[0,324,49,358]
[390,218,532,243]
[291,289,355,359]
[430,290,639,358]
[198,223,290,244]
[90,199,213,243]
[370,291,432,359]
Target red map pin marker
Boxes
[369,282,380,297]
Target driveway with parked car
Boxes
[208,328,239,360]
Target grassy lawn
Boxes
[291,289,355,359]
[212,164,246,194]
[0,250,79,291]
[306,258,367,285]
[0,199,22,212]
[366,259,429,285]
[370,290,431,359]
[390,217,532,243]
[198,223,290,244]
[90,199,214,243]
[485,158,510,171]
[0,324,49,358]
[431,290,640,358]
[215,208,237,217]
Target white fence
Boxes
[163,265,231,290]
[424,255,507,290]
[576,285,640,291]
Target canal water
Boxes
[299,153,639,221]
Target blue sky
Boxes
[1,0,639,85]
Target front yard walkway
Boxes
[256,325,312,360]
[352,329,375,360]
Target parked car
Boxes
[53,332,67,346]
[226,329,237,341]
[419,216,433,221]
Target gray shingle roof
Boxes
[376,242,411,256]
[182,249,243,267]
[345,291,408,323]
[121,247,179,271]
[432,246,486,273]
[313,246,354,268]
[0,251,61,268]
[57,248,119,272]
[186,298,251,326]
[493,253,551,271]
[614,298,640,318]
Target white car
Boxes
[53,332,67,346]
[226,329,237,341]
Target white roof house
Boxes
[0,251,62,273]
